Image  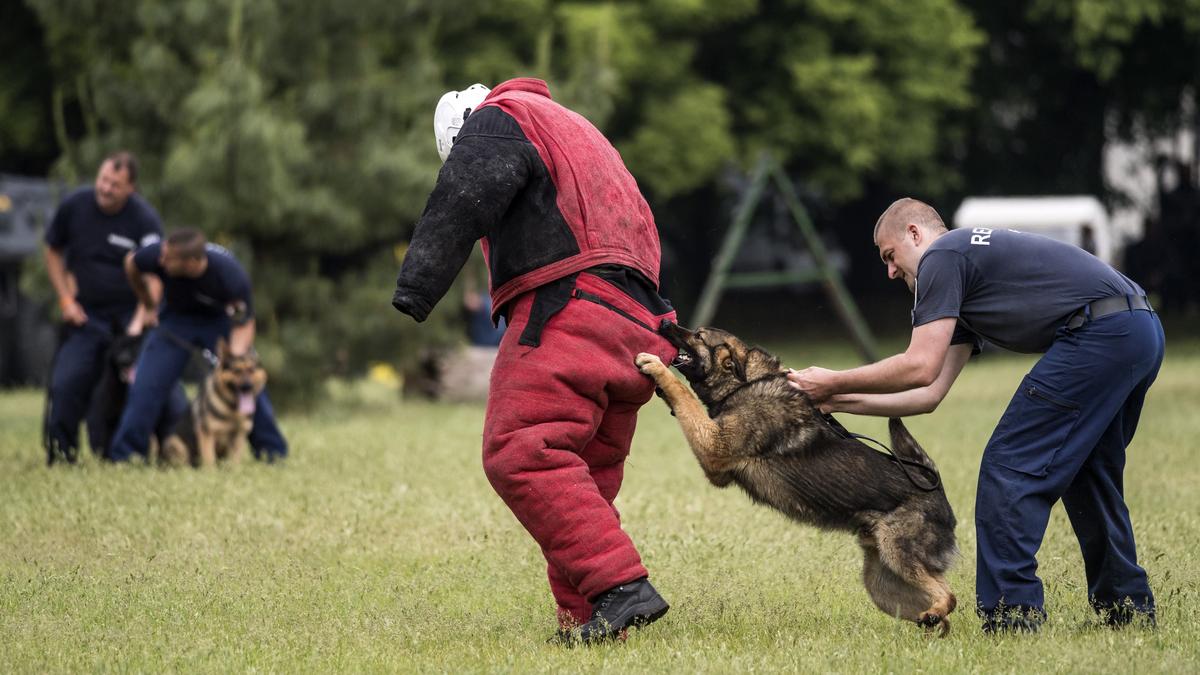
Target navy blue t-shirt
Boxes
[44,187,163,309]
[912,228,1143,353]
[132,242,254,323]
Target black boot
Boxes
[574,577,669,644]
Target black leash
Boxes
[153,326,219,371]
[820,413,942,492]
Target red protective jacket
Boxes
[391,78,663,323]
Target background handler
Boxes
[107,229,288,464]
[43,151,165,463]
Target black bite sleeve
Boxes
[392,134,530,321]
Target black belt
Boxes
[516,271,668,347]
[1065,294,1152,330]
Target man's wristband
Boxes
[58,295,75,311]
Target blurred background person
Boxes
[41,151,163,464]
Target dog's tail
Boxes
[887,418,939,474]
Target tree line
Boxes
[2,0,1196,406]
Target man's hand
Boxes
[127,304,158,336]
[786,366,840,404]
[59,296,87,326]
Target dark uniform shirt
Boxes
[912,227,1143,354]
[44,187,163,309]
[132,242,254,323]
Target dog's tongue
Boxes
[238,392,256,415]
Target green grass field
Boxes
[2,339,1199,673]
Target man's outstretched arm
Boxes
[817,342,972,417]
[788,317,958,402]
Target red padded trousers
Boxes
[482,272,678,627]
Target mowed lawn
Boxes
[2,338,1199,673]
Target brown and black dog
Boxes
[161,340,266,467]
[636,323,958,635]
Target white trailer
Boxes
[951,196,1117,265]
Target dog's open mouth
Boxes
[671,352,694,368]
[238,392,256,415]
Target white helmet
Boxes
[433,83,491,162]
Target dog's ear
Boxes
[731,353,746,382]
[719,347,747,382]
[216,337,230,362]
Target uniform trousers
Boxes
[45,305,182,461]
[976,307,1163,622]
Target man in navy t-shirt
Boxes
[789,198,1162,632]
[42,151,167,463]
[106,228,288,463]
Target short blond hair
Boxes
[873,198,947,243]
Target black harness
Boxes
[702,370,780,418]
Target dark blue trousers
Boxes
[975,308,1164,622]
[107,313,288,462]
[44,307,186,461]
[45,308,129,461]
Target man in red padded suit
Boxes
[391,78,680,644]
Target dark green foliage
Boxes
[8,0,1196,404]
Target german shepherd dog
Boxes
[162,340,266,467]
[636,324,958,635]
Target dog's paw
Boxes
[635,352,666,376]
[917,613,950,638]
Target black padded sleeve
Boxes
[391,107,531,321]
